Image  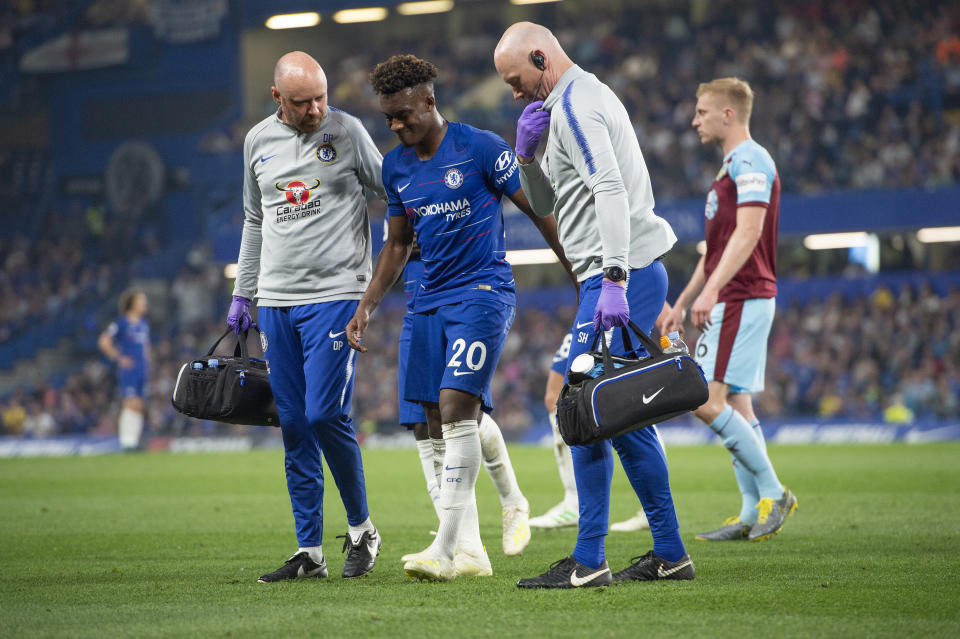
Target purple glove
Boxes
[593,280,630,331]
[516,101,550,158]
[227,295,252,334]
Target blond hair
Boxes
[696,77,754,124]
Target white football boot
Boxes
[502,499,531,556]
[610,509,650,532]
[529,500,579,529]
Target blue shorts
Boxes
[564,261,668,374]
[398,311,427,426]
[118,366,147,399]
[694,297,774,394]
[406,299,514,412]
[551,332,573,375]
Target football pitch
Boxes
[2,443,959,638]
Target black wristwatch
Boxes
[603,266,626,282]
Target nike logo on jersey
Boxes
[657,560,692,578]
[398,182,411,193]
[642,388,664,404]
[328,330,346,338]
[576,320,593,329]
[570,567,610,587]
[452,370,473,376]
[260,154,277,163]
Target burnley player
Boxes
[659,78,796,542]
[348,54,571,582]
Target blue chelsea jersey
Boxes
[107,316,149,367]
[383,122,522,312]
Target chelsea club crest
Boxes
[316,143,337,163]
[443,168,464,189]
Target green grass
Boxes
[2,443,959,638]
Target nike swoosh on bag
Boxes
[657,561,691,578]
[328,330,346,338]
[642,388,664,404]
[570,567,610,587]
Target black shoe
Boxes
[340,528,381,578]
[257,552,328,583]
[516,556,612,589]
[612,550,695,582]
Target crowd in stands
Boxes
[323,0,960,198]
[3,279,958,439]
[759,281,960,422]
[2,0,960,440]
[0,198,154,344]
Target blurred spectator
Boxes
[2,0,960,442]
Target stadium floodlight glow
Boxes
[916,226,960,243]
[265,12,320,29]
[505,249,559,265]
[802,232,870,250]
[224,263,238,279]
[510,0,562,4]
[332,7,388,23]
[397,0,453,15]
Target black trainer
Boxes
[339,528,381,578]
[516,556,612,589]
[612,550,695,582]
[257,552,328,583]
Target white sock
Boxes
[416,439,442,518]
[431,437,445,490]
[433,420,481,560]
[297,546,323,563]
[458,499,484,555]
[118,408,143,450]
[549,412,578,508]
[348,517,376,544]
[478,413,525,507]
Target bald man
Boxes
[228,51,387,583]
[495,23,695,588]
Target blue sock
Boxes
[570,442,613,569]
[612,428,686,562]
[708,406,783,500]
[731,416,763,524]
[750,419,767,452]
[731,454,760,524]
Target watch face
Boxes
[605,267,625,281]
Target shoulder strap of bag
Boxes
[589,327,614,373]
[624,319,665,356]
[205,327,255,366]
[205,329,235,356]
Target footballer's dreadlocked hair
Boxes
[369,54,439,96]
